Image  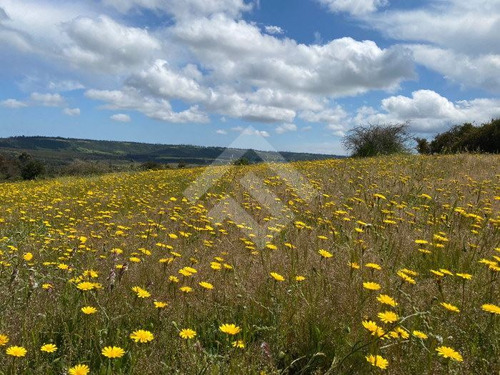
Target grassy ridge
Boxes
[0,154,498,374]
[0,136,339,167]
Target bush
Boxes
[233,157,250,166]
[343,123,412,157]
[20,159,45,180]
[430,119,500,154]
[0,154,21,180]
[415,137,431,154]
[140,161,162,171]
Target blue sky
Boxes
[0,0,499,155]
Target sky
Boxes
[0,0,499,155]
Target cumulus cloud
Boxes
[363,0,500,91]
[110,113,131,122]
[4,0,497,136]
[30,92,65,107]
[216,129,227,135]
[275,123,297,134]
[299,106,349,136]
[354,90,500,132]
[1,0,419,127]
[86,87,209,123]
[409,45,500,93]
[0,0,97,55]
[318,0,388,15]
[126,60,208,102]
[174,15,415,97]
[63,107,80,116]
[300,105,348,125]
[63,15,160,73]
[1,98,27,108]
[369,1,500,55]
[325,124,346,137]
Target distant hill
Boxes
[0,136,341,168]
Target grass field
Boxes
[0,154,499,374]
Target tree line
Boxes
[343,118,499,157]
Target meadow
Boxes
[0,154,498,374]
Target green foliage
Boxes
[429,119,500,154]
[140,161,162,171]
[343,123,411,157]
[0,154,20,179]
[415,137,431,155]
[20,159,45,180]
[233,157,250,166]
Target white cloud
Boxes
[6,0,497,137]
[318,0,388,15]
[355,90,500,132]
[325,124,346,137]
[299,105,349,136]
[231,126,270,137]
[369,1,500,56]
[86,87,209,123]
[264,25,284,35]
[174,15,414,98]
[300,105,348,125]
[1,1,418,127]
[102,0,253,19]
[275,123,297,134]
[216,129,227,135]
[110,113,131,122]
[63,16,161,73]
[245,88,324,112]
[409,45,500,93]
[126,60,208,102]
[363,0,500,91]
[48,80,85,92]
[206,88,298,122]
[0,0,97,57]
[1,98,27,108]
[30,92,65,107]
[63,107,80,116]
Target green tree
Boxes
[415,137,431,154]
[20,159,45,180]
[429,119,499,153]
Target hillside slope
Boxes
[0,136,340,167]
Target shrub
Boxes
[233,157,250,166]
[0,154,21,179]
[430,119,500,154]
[415,137,431,154]
[20,159,45,180]
[140,161,162,170]
[343,123,412,157]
